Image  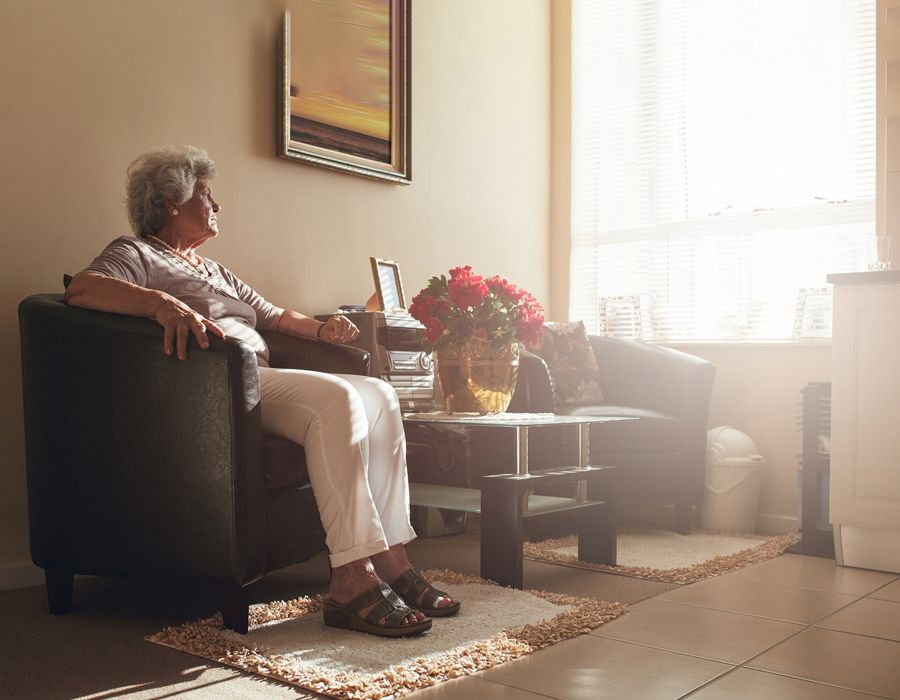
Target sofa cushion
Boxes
[263,434,310,489]
[533,321,604,409]
[558,404,685,455]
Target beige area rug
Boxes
[524,528,802,585]
[147,569,626,700]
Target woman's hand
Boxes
[318,314,359,344]
[153,297,226,359]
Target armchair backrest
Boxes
[589,335,715,419]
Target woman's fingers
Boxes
[163,323,176,356]
[175,321,191,360]
[325,315,359,343]
[154,298,225,358]
[204,319,227,338]
[191,318,210,351]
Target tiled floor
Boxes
[412,553,900,699]
[3,536,899,699]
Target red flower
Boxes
[486,275,524,301]
[410,267,544,351]
[409,291,447,327]
[423,318,445,344]
[448,266,489,309]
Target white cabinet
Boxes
[829,270,900,573]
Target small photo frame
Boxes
[370,257,406,312]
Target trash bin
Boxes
[699,426,764,533]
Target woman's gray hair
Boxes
[125,146,216,238]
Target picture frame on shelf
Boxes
[370,257,406,312]
[279,1,411,184]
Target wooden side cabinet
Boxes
[828,270,900,573]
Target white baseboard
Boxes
[0,561,44,591]
[756,512,800,535]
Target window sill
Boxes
[662,340,832,350]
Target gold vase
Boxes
[435,343,520,414]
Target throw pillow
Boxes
[533,321,604,409]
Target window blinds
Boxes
[570,0,876,342]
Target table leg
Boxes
[577,470,617,566]
[480,476,525,588]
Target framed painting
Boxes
[280,1,411,184]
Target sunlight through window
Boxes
[570,0,875,342]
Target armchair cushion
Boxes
[532,321,604,409]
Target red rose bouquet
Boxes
[409,266,545,352]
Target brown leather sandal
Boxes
[323,581,433,638]
[390,569,461,617]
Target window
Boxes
[570,0,875,342]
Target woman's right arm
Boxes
[65,271,225,360]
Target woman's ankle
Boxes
[328,558,379,602]
[370,544,411,583]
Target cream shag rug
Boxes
[147,569,626,700]
[524,529,801,584]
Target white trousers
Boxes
[258,367,417,568]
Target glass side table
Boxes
[403,412,631,589]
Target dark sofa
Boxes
[18,293,369,633]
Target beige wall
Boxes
[0,0,550,572]
[685,344,831,531]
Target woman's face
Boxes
[177,178,220,246]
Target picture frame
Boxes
[370,257,406,312]
[279,2,411,184]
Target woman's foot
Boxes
[328,558,426,628]
[371,544,459,614]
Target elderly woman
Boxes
[65,146,457,638]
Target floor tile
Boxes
[657,574,858,624]
[815,597,900,642]
[869,578,900,603]
[747,627,900,699]
[686,667,885,699]
[724,554,897,596]
[412,676,553,699]
[478,632,730,700]
[591,598,802,663]
[518,560,679,605]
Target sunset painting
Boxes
[280,1,410,183]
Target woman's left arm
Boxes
[214,264,358,344]
[277,309,359,344]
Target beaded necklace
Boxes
[145,234,236,299]
[147,234,209,276]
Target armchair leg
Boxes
[220,583,249,634]
[675,502,694,534]
[45,570,73,615]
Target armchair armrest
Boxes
[19,294,267,584]
[508,348,555,413]
[260,331,369,375]
[589,336,715,421]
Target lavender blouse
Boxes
[83,236,284,365]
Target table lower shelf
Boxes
[409,464,617,588]
[410,482,606,516]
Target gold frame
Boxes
[370,257,406,311]
[279,3,411,184]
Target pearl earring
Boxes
[172,209,179,216]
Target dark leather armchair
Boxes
[470,336,715,534]
[18,294,369,633]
